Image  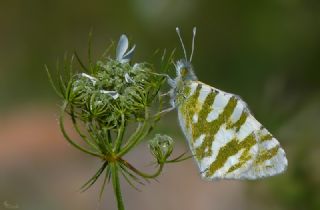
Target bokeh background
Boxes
[1,0,320,210]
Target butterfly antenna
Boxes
[190,27,197,62]
[176,27,188,61]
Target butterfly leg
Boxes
[158,105,176,115]
[159,74,175,97]
[160,90,172,97]
[166,75,176,88]
[156,75,177,116]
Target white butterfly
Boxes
[168,27,288,180]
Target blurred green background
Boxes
[1,0,319,210]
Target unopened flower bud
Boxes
[149,134,174,163]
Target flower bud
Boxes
[148,134,174,163]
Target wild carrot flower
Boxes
[46,33,188,210]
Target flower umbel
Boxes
[46,34,188,210]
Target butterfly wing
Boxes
[177,81,287,180]
[239,127,287,179]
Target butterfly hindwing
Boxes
[240,127,288,179]
[177,81,287,180]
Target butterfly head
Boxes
[175,59,197,81]
[175,27,197,81]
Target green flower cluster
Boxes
[47,34,189,210]
[68,59,163,128]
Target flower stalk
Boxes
[47,33,189,210]
[111,163,125,210]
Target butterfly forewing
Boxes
[177,81,287,180]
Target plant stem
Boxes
[70,106,100,151]
[111,163,125,210]
[114,113,125,152]
[120,158,164,179]
[118,109,150,157]
[60,101,102,157]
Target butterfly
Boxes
[168,27,288,180]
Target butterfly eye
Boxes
[180,68,188,77]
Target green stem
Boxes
[45,65,63,98]
[114,113,126,152]
[111,163,125,210]
[118,109,150,157]
[70,106,100,151]
[91,121,109,154]
[60,101,102,157]
[120,158,164,179]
